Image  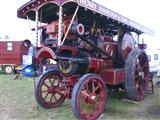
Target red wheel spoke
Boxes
[57,81,61,87]
[136,64,141,72]
[85,84,89,91]
[78,95,86,106]
[136,79,145,97]
[91,81,100,93]
[92,81,95,93]
[53,94,58,102]
[49,78,54,85]
[49,94,53,103]
[139,55,143,62]
[94,86,99,93]
[141,62,147,70]
[137,62,141,69]
[43,82,50,88]
[82,103,89,114]
[44,92,49,100]
[95,100,102,106]
[138,85,143,95]
[80,90,89,97]
[42,89,49,93]
[135,75,139,79]
[135,80,139,89]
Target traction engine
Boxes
[17,0,154,119]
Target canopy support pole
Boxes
[58,6,63,46]
[61,5,79,45]
[35,10,39,47]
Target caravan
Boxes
[146,49,160,77]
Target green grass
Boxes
[0,74,76,120]
[0,74,160,120]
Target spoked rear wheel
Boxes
[125,49,149,101]
[35,70,65,108]
[71,73,107,120]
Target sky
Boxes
[0,0,32,40]
[0,0,160,49]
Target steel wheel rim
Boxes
[39,73,64,107]
[77,78,106,119]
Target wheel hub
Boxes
[91,95,96,100]
[58,60,73,74]
[86,94,96,104]
[48,86,56,94]
[61,61,69,69]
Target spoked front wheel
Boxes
[35,70,65,108]
[71,73,107,120]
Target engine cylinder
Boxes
[71,23,84,36]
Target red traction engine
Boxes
[17,0,154,119]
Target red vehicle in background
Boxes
[0,40,31,74]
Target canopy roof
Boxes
[17,0,154,36]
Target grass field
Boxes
[0,74,160,120]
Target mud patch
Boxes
[147,105,160,118]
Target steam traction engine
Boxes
[17,0,154,119]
